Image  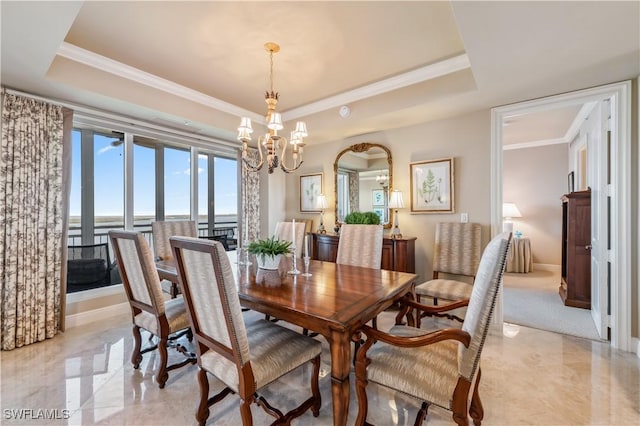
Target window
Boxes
[163,146,190,220]
[133,141,156,227]
[67,127,239,295]
[94,133,124,232]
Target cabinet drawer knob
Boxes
[585,244,592,250]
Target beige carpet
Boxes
[503,268,602,341]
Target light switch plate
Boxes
[460,213,468,223]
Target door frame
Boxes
[490,81,633,352]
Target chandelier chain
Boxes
[269,49,274,94]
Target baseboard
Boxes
[65,302,129,329]
[533,263,561,272]
[634,337,640,357]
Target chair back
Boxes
[458,232,511,381]
[433,222,482,277]
[336,224,383,268]
[151,220,197,261]
[170,237,250,367]
[274,221,307,257]
[287,218,313,235]
[109,230,166,316]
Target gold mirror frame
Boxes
[333,142,393,229]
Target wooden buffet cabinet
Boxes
[309,232,416,273]
[559,189,591,309]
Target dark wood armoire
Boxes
[559,189,591,309]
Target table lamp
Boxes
[502,202,522,233]
[316,194,328,234]
[388,190,404,239]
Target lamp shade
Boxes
[388,190,405,209]
[502,203,522,218]
[316,194,328,210]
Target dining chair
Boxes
[337,224,384,355]
[336,224,384,268]
[151,220,197,298]
[354,232,511,426]
[273,220,307,258]
[414,222,482,324]
[169,236,322,426]
[109,230,195,389]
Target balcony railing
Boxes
[66,220,237,294]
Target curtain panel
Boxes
[348,171,359,212]
[241,148,260,242]
[0,92,69,350]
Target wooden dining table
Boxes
[156,253,417,426]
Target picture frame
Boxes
[372,207,385,221]
[299,173,323,212]
[568,171,575,193]
[371,189,385,206]
[410,157,454,213]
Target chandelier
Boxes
[237,42,308,174]
[376,173,389,188]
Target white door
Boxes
[586,100,609,339]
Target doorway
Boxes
[491,81,633,352]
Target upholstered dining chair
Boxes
[414,222,482,323]
[336,224,384,268]
[273,220,307,258]
[108,230,195,389]
[169,236,322,426]
[337,224,384,350]
[354,232,511,426]
[151,220,197,298]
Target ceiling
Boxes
[2,1,639,148]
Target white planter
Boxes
[256,254,282,270]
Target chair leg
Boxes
[469,369,484,426]
[414,402,429,426]
[196,368,210,426]
[131,325,143,369]
[156,336,169,389]
[310,355,322,416]
[239,397,254,426]
[355,358,369,425]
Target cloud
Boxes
[97,144,117,155]
[173,167,204,176]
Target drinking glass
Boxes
[301,256,312,277]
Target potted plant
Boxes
[344,211,381,225]
[247,236,292,270]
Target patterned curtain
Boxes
[241,148,260,242]
[0,92,70,350]
[348,171,359,212]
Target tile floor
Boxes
[1,310,639,425]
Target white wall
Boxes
[503,143,567,266]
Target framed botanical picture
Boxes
[300,173,323,212]
[410,158,454,213]
[372,189,385,206]
[372,207,385,221]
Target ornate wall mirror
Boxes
[334,142,393,229]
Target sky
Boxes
[69,131,238,218]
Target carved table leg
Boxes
[329,328,352,426]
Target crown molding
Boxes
[504,101,598,151]
[58,42,470,125]
[503,137,567,151]
[57,42,264,123]
[283,54,471,121]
